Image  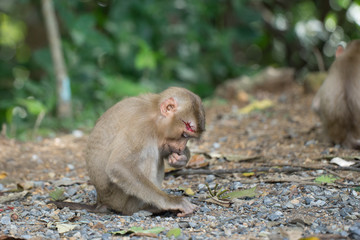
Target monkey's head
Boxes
[157,87,205,154]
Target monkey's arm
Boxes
[167,147,190,168]
[105,148,192,214]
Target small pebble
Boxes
[231,182,243,190]
[23,181,34,190]
[198,183,206,191]
[1,216,11,225]
[131,210,152,220]
[263,197,272,205]
[179,221,190,228]
[72,130,84,138]
[268,211,283,221]
[305,197,312,205]
[213,142,220,149]
[205,174,215,183]
[67,164,75,170]
[311,200,326,207]
[284,202,294,209]
[305,140,316,146]
[67,187,79,196]
[33,181,45,188]
[189,221,197,228]
[20,235,32,239]
[200,206,211,213]
[102,233,111,240]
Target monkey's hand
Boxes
[170,196,197,217]
[168,152,188,168]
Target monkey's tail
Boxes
[344,136,360,150]
[49,201,109,213]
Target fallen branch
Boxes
[171,166,305,176]
[170,164,360,176]
[236,178,360,188]
[262,163,360,172]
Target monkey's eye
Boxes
[182,132,189,138]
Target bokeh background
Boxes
[1,0,360,139]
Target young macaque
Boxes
[312,40,360,149]
[52,87,205,217]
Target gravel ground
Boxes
[1,84,360,239]
[1,177,360,239]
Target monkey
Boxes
[51,87,205,217]
[312,40,360,149]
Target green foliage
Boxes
[167,228,182,238]
[49,188,65,201]
[17,98,46,115]
[223,186,257,200]
[0,13,25,48]
[102,76,151,98]
[206,183,230,200]
[1,0,360,138]
[314,175,338,184]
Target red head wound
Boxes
[182,120,195,132]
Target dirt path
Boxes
[1,84,359,239]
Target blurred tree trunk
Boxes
[41,0,72,119]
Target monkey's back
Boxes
[316,40,360,148]
[85,94,160,210]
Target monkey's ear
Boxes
[160,97,178,117]
[335,45,345,58]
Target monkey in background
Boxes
[312,40,360,149]
[52,87,205,216]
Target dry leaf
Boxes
[239,99,273,114]
[205,197,232,208]
[164,166,177,173]
[330,157,355,167]
[242,172,255,177]
[0,172,8,180]
[52,179,86,187]
[56,223,78,234]
[186,154,209,168]
[179,187,195,196]
[0,191,29,204]
[130,232,158,238]
[299,237,320,240]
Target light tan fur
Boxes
[85,87,205,216]
[312,40,360,149]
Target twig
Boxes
[237,178,360,188]
[262,163,360,172]
[313,46,325,72]
[325,169,351,181]
[1,123,6,137]
[32,110,45,139]
[224,155,263,162]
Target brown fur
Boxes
[53,87,205,217]
[312,40,360,149]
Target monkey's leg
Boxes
[105,150,177,213]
